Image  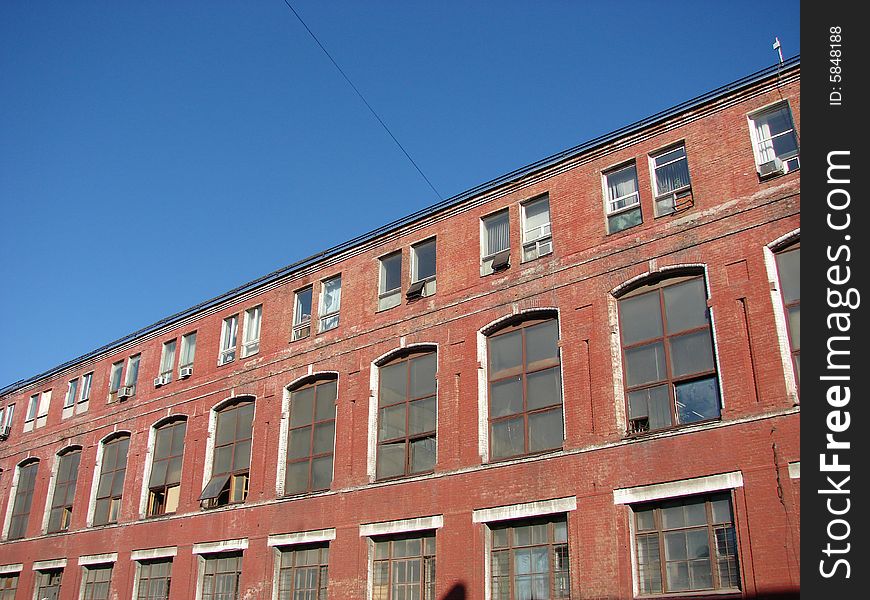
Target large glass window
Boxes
[487,318,563,460]
[35,569,63,600]
[276,545,329,600]
[292,287,313,341]
[521,196,553,262]
[147,420,187,516]
[377,351,437,479]
[372,533,435,600]
[633,493,740,595]
[482,210,511,275]
[94,435,130,526]
[201,554,242,600]
[200,400,254,508]
[651,145,693,216]
[0,574,17,599]
[749,102,799,175]
[605,163,642,233]
[319,276,342,332]
[286,379,336,495]
[490,516,570,600]
[81,564,113,600]
[8,460,39,540]
[136,559,172,600]
[775,244,800,387]
[379,252,403,310]
[618,276,720,434]
[48,448,81,533]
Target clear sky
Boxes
[0,1,800,388]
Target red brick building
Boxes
[0,59,800,600]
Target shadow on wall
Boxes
[442,583,466,600]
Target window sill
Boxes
[625,417,722,439]
[488,446,563,464]
[635,587,742,599]
[375,469,435,483]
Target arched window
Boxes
[48,447,82,533]
[8,459,39,540]
[774,242,800,388]
[377,349,437,479]
[618,274,720,433]
[285,377,337,495]
[147,418,187,517]
[200,399,254,508]
[94,434,131,525]
[486,316,563,460]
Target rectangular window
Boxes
[409,239,437,298]
[378,252,402,310]
[377,352,437,479]
[147,420,187,517]
[241,305,262,358]
[125,354,141,388]
[26,394,39,422]
[605,163,642,233]
[80,373,93,403]
[618,276,720,434]
[292,287,313,341]
[200,401,254,508]
[179,332,197,373]
[318,275,342,332]
[0,574,17,599]
[285,379,337,495]
[276,545,329,600]
[201,554,242,600]
[35,569,63,600]
[482,210,511,275]
[219,315,239,365]
[775,244,800,387]
[651,144,692,216]
[521,196,552,262]
[37,390,51,420]
[749,102,799,176]
[490,516,570,600]
[159,340,177,380]
[81,564,113,600]
[1,404,13,435]
[633,493,740,594]
[136,559,172,600]
[94,436,130,526]
[8,461,38,540]
[109,361,124,394]
[64,378,79,409]
[48,449,81,533]
[372,533,435,600]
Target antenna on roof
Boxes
[773,37,784,64]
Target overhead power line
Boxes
[280,0,443,201]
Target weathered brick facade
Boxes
[0,61,800,599]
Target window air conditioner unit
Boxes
[179,366,194,379]
[758,157,784,178]
[118,385,135,400]
[154,375,169,387]
[0,425,10,440]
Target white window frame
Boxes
[124,354,141,396]
[179,331,197,375]
[78,373,92,414]
[130,548,177,600]
[292,287,313,341]
[747,100,800,175]
[2,404,14,431]
[159,339,177,380]
[603,163,641,235]
[63,378,79,409]
[764,230,801,404]
[218,315,239,365]
[360,516,443,600]
[649,143,692,216]
[481,209,511,276]
[109,361,124,396]
[25,394,39,422]
[268,529,335,600]
[378,251,402,311]
[318,275,342,332]
[520,196,552,262]
[241,305,262,358]
[410,238,437,297]
[192,539,248,600]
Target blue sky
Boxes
[0,1,800,387]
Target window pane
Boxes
[491,417,524,459]
[377,442,406,479]
[311,456,333,489]
[620,292,664,345]
[290,387,315,427]
[489,331,522,376]
[526,367,562,411]
[787,305,800,349]
[381,253,402,293]
[233,439,251,471]
[312,422,335,454]
[776,248,800,303]
[523,197,550,237]
[624,342,666,386]
[608,206,642,232]
[669,330,715,377]
[528,408,562,452]
[379,405,406,441]
[410,437,436,473]
[379,362,407,407]
[285,462,309,495]
[628,385,672,430]
[410,354,437,398]
[490,377,523,418]
[408,398,436,435]
[484,211,510,255]
[663,279,708,333]
[675,377,721,424]
[295,288,313,325]
[413,240,436,281]
[287,427,311,460]
[315,381,337,420]
[525,320,559,367]
[607,165,638,206]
